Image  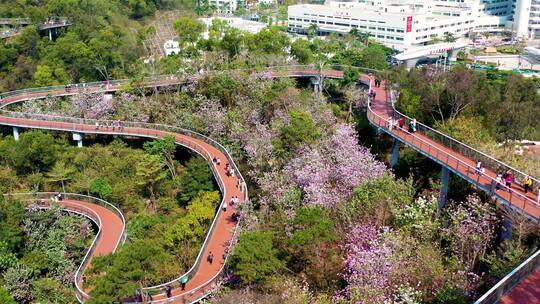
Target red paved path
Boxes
[1,68,539,303]
[499,266,540,304]
[28,198,124,299]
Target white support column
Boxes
[72,133,83,148]
[13,127,20,141]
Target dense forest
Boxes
[1,1,540,303]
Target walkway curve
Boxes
[1,65,538,302]
[3,192,126,302]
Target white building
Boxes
[163,39,180,56]
[199,17,267,36]
[288,0,540,50]
[209,0,240,14]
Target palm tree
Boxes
[444,32,457,42]
[308,23,318,39]
[47,161,75,193]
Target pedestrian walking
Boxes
[165,285,172,298]
[180,275,188,291]
[495,173,503,190]
[388,117,393,131]
[475,160,482,175]
[207,251,214,264]
[505,171,513,192]
[411,119,417,133]
[95,121,99,130]
[111,120,116,131]
[216,158,221,166]
[523,176,533,193]
[135,288,142,302]
[398,118,404,130]
[537,188,540,204]
[223,201,227,212]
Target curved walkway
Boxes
[0,94,246,303]
[4,193,126,301]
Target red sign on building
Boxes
[406,16,413,33]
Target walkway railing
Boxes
[366,94,540,220]
[474,248,540,304]
[386,88,540,199]
[0,18,30,25]
[3,192,127,303]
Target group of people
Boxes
[374,79,382,88]
[94,120,125,131]
[388,116,416,133]
[50,192,63,202]
[225,163,235,178]
[493,171,540,203]
[64,82,88,93]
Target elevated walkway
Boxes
[394,40,469,68]
[0,65,538,302]
[0,78,247,303]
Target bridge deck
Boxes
[499,265,540,303]
[368,80,540,221]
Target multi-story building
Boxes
[288,0,540,50]
[209,0,240,15]
[288,0,477,50]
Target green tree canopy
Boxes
[229,231,283,284]
[173,17,204,47]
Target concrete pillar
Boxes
[447,49,460,61]
[48,29,52,41]
[405,58,420,69]
[72,133,83,148]
[439,166,450,208]
[311,77,320,93]
[13,127,20,141]
[391,139,400,168]
[501,217,513,244]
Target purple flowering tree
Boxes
[286,124,388,207]
[444,195,499,272]
[339,223,394,303]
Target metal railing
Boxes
[38,19,73,30]
[474,248,540,304]
[0,18,31,25]
[387,88,540,196]
[3,192,127,303]
[366,91,540,221]
[0,110,248,303]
